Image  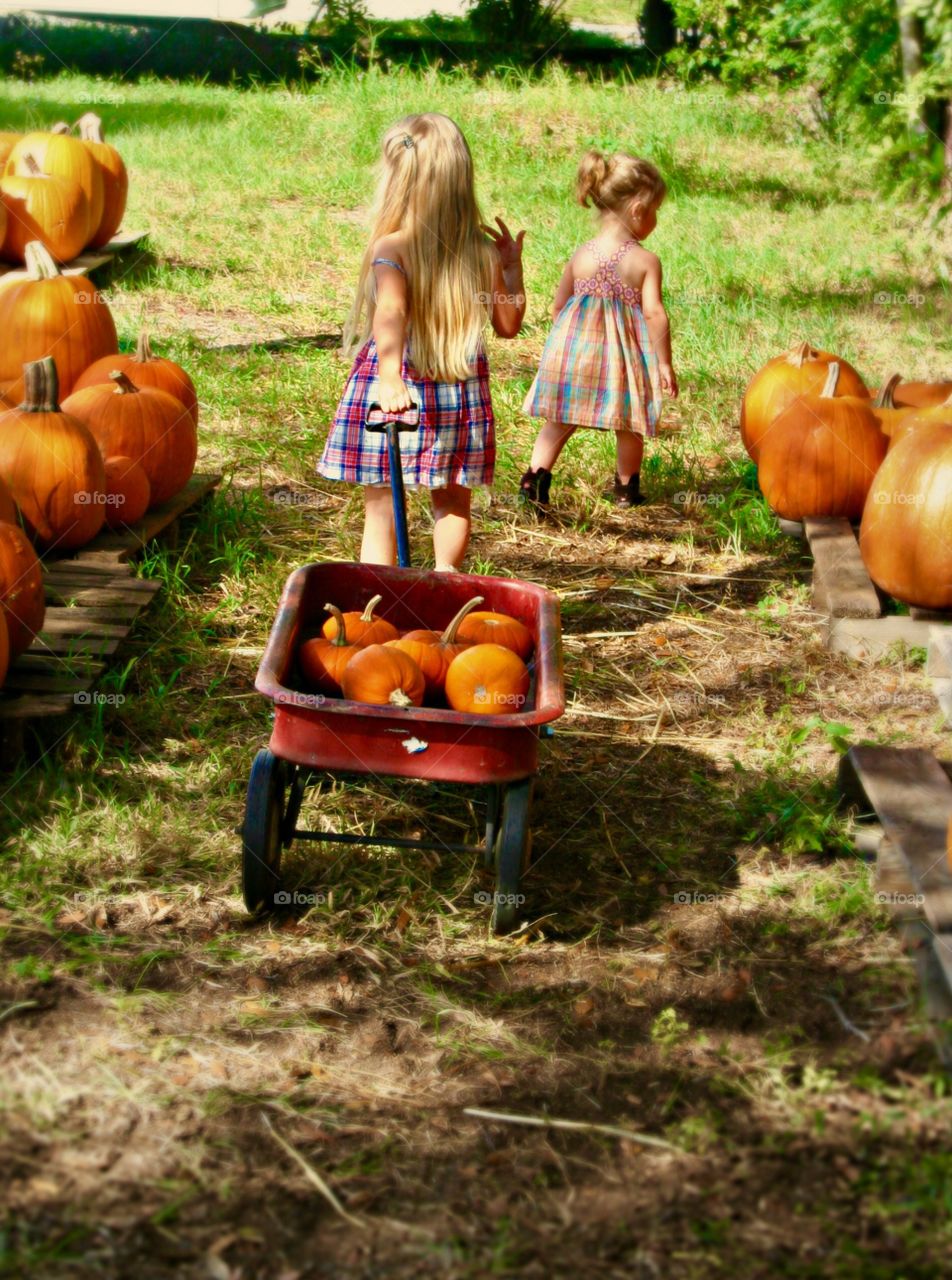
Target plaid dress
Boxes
[319,339,495,489]
[523,239,662,436]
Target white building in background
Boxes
[0,2,314,21]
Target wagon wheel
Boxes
[492,778,533,935]
[483,783,504,870]
[242,750,288,913]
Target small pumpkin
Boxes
[0,356,106,550]
[340,644,425,708]
[6,126,104,244]
[740,341,869,462]
[0,520,45,658]
[1,154,89,263]
[893,378,952,410]
[386,596,483,699]
[445,643,530,716]
[322,594,398,647]
[63,370,197,506]
[77,113,128,249]
[0,241,118,395]
[456,608,533,660]
[299,603,358,694]
[103,455,151,529]
[756,362,888,522]
[72,331,198,421]
[860,422,952,609]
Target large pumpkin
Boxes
[62,371,197,506]
[0,132,19,170]
[0,476,16,525]
[893,378,952,410]
[444,644,530,716]
[6,126,104,244]
[341,645,425,708]
[386,596,482,699]
[72,331,198,421]
[77,113,127,249]
[1,157,89,263]
[0,521,45,658]
[0,357,106,550]
[103,455,150,529]
[740,341,869,462]
[756,363,888,522]
[0,241,118,395]
[860,423,952,609]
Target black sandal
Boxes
[612,473,646,508]
[518,466,552,517]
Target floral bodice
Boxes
[573,238,641,305]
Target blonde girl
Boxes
[319,112,526,568]
[520,149,677,511]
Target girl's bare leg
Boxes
[615,431,644,484]
[431,484,472,570]
[360,484,397,565]
[530,420,576,471]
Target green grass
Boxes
[0,65,950,1279]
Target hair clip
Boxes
[402,135,415,149]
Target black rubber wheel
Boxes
[242,750,287,913]
[492,778,532,934]
[483,784,503,870]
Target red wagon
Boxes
[242,560,564,932]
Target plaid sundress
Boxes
[523,239,662,436]
[319,264,495,492]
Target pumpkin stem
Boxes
[872,374,902,410]
[820,362,840,398]
[20,357,60,414]
[324,603,349,648]
[51,121,73,135]
[787,341,814,368]
[440,595,485,645]
[22,152,42,176]
[78,112,105,144]
[24,241,61,280]
[134,331,154,363]
[109,371,138,396]
[360,594,383,623]
[388,688,413,708]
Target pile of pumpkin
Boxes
[741,341,952,610]
[0,239,198,556]
[0,114,127,264]
[298,596,534,715]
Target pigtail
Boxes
[576,150,610,209]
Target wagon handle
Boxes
[364,401,420,568]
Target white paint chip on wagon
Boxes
[401,737,428,755]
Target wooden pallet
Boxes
[0,230,149,286]
[0,472,221,760]
[839,745,952,1065]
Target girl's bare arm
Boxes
[551,259,575,320]
[371,240,413,412]
[640,254,678,397]
[483,217,526,338]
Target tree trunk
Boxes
[943,99,952,200]
[897,4,927,132]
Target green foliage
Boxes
[467,0,570,47]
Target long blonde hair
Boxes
[343,113,495,382]
[576,149,666,215]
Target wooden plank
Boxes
[804,517,882,619]
[42,604,142,625]
[103,230,149,252]
[45,586,160,609]
[39,616,130,639]
[839,745,952,931]
[32,634,121,658]
[10,652,105,677]
[777,518,805,539]
[825,615,937,661]
[0,693,77,719]
[3,673,93,694]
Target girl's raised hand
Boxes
[483,216,525,270]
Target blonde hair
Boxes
[344,113,495,383]
[576,149,666,215]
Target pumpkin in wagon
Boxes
[740,340,869,462]
[0,521,45,658]
[388,595,483,699]
[445,643,530,716]
[341,644,425,708]
[299,604,359,694]
[456,608,533,660]
[321,594,398,647]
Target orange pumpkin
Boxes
[72,331,198,421]
[6,126,104,244]
[389,595,483,698]
[63,371,197,506]
[0,356,106,550]
[456,608,533,660]
[341,644,425,708]
[0,612,9,690]
[0,241,118,395]
[299,603,358,694]
[740,341,869,462]
[0,132,19,170]
[1,156,89,263]
[893,378,952,410]
[756,362,888,522]
[322,594,399,647]
[860,423,952,609]
[884,392,952,451]
[77,113,127,249]
[0,476,17,525]
[445,644,530,716]
[0,521,45,658]
[102,455,150,529]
